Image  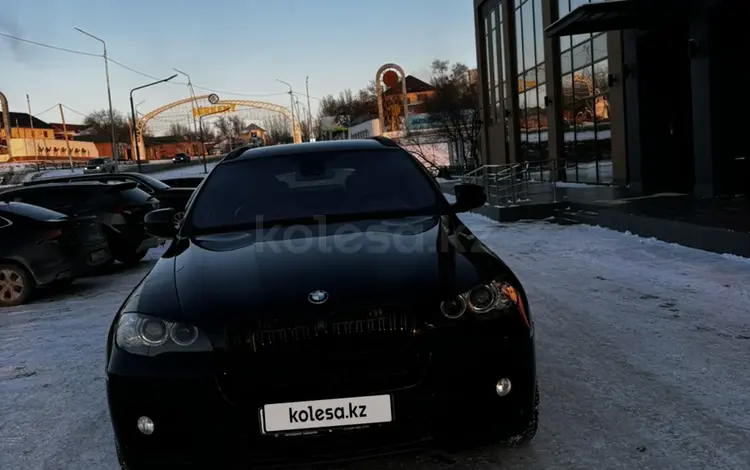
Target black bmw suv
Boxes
[106,138,538,468]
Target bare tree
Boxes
[168,122,192,136]
[266,114,293,144]
[214,116,232,143]
[397,132,445,175]
[84,109,130,141]
[423,60,481,164]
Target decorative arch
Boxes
[375,63,409,133]
[135,95,301,158]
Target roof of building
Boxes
[245,123,266,132]
[384,75,436,95]
[227,138,397,162]
[48,122,89,132]
[0,112,54,129]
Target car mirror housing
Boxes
[451,183,487,213]
[144,208,177,238]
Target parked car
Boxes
[0,202,109,307]
[0,182,161,265]
[84,157,117,174]
[23,173,194,227]
[173,153,191,164]
[105,138,538,468]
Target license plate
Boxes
[89,249,107,262]
[261,395,392,433]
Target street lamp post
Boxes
[172,68,201,144]
[276,79,296,143]
[196,107,230,174]
[306,76,314,141]
[130,74,178,172]
[75,28,119,166]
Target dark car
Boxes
[105,138,538,468]
[0,182,161,265]
[24,173,194,227]
[84,157,117,174]
[158,176,205,189]
[173,153,190,164]
[0,202,108,306]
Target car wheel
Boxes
[503,381,540,447]
[0,263,34,308]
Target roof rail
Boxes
[371,136,399,148]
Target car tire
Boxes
[0,263,35,308]
[502,381,540,447]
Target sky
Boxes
[0,0,477,125]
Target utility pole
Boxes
[276,79,296,143]
[130,74,178,172]
[26,94,37,159]
[58,104,74,171]
[306,76,314,141]
[0,92,12,160]
[75,28,119,166]
[173,68,201,154]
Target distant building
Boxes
[383,75,436,116]
[48,122,89,140]
[0,112,98,162]
[241,123,270,146]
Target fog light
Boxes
[137,416,155,435]
[495,378,512,396]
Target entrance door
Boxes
[636,22,695,194]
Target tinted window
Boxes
[188,149,440,230]
[5,187,92,211]
[116,187,153,205]
[0,202,66,221]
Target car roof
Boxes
[227,138,397,162]
[0,201,67,219]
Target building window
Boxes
[481,1,505,125]
[558,0,612,184]
[515,0,547,162]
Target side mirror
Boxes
[144,208,177,237]
[451,183,486,213]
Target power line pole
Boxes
[58,104,74,171]
[75,28,119,167]
[306,76,314,141]
[26,94,37,159]
[276,79,296,143]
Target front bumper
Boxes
[107,325,536,467]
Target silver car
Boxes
[83,157,117,174]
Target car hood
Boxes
[167,216,487,324]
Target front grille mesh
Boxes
[228,307,416,354]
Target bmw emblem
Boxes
[308,290,329,305]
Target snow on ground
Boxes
[2,210,750,469]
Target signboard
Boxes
[208,93,220,104]
[192,104,237,118]
[406,113,441,130]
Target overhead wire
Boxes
[1,33,306,101]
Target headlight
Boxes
[115,313,212,356]
[439,280,527,325]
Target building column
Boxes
[606,31,628,187]
[688,12,714,197]
[621,29,643,193]
[502,0,521,164]
[540,0,564,178]
[474,0,490,166]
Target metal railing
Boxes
[459,160,560,207]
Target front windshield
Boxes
[88,158,106,165]
[187,148,441,232]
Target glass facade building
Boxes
[474,0,745,198]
